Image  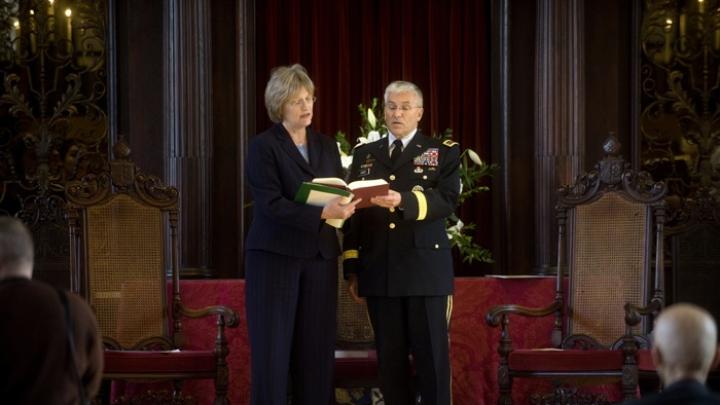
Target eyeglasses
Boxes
[287,96,317,108]
[384,104,421,113]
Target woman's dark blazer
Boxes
[245,123,343,259]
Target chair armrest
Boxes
[624,298,662,328]
[178,303,240,328]
[485,300,562,327]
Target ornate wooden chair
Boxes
[65,141,239,404]
[486,137,667,404]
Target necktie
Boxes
[390,139,403,164]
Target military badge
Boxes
[359,163,373,177]
[413,166,424,174]
[413,148,439,167]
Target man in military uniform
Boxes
[343,80,461,405]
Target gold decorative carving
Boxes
[640,0,720,197]
[0,0,108,216]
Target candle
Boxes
[13,19,20,59]
[65,8,72,53]
[29,9,36,54]
[47,0,55,42]
[664,18,673,64]
[679,13,686,35]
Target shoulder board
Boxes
[442,139,459,148]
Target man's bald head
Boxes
[652,303,718,385]
[0,216,34,280]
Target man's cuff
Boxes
[342,249,359,260]
[400,191,427,220]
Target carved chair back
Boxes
[66,141,181,350]
[556,137,666,349]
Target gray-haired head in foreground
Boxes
[653,303,718,384]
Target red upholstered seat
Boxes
[508,349,624,372]
[104,350,217,375]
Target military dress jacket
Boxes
[245,123,343,260]
[342,132,461,297]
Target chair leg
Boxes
[498,365,513,405]
[622,365,639,401]
[172,380,184,401]
[213,364,230,405]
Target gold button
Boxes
[434,244,439,249]
[422,175,427,180]
[389,207,395,213]
[389,222,396,229]
[389,174,396,181]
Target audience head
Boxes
[383,80,424,139]
[652,303,719,385]
[264,64,316,124]
[0,216,34,280]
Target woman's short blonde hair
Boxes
[264,64,315,123]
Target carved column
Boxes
[164,0,214,277]
[534,0,585,272]
[236,0,255,276]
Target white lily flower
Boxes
[467,148,484,166]
[367,108,377,129]
[448,219,464,234]
[367,130,381,142]
[336,142,346,155]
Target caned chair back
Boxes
[555,136,666,349]
[566,192,650,345]
[84,194,167,348]
[67,141,180,350]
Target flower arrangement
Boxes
[336,98,497,264]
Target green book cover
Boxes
[294,181,353,207]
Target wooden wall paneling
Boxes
[491,0,538,274]
[235,0,256,277]
[210,0,240,278]
[584,0,633,168]
[164,0,214,278]
[534,0,585,273]
[116,0,164,177]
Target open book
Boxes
[294,177,389,228]
[302,177,389,209]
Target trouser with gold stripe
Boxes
[366,295,453,405]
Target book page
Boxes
[347,178,388,190]
[305,189,353,207]
[312,177,349,188]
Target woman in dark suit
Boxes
[245,64,359,404]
